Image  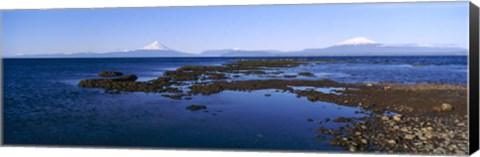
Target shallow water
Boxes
[288,86,346,95]
[2,56,467,151]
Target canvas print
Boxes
[1,1,472,155]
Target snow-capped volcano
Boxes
[335,37,378,46]
[142,41,171,50]
[295,36,466,56]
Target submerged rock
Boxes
[283,75,297,78]
[186,104,207,111]
[298,72,315,77]
[162,94,183,100]
[105,89,121,94]
[333,117,353,123]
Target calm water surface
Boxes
[2,56,467,151]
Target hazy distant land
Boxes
[9,37,467,58]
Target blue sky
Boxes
[2,2,469,56]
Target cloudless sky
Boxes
[1,1,469,56]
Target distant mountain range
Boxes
[11,37,467,58]
[15,41,191,58]
[20,50,191,58]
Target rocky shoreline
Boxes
[78,59,468,155]
[319,114,468,155]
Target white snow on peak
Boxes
[335,37,377,46]
[142,41,171,50]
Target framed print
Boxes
[1,1,479,155]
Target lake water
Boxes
[2,56,467,151]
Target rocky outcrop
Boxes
[98,71,123,77]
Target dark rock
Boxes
[114,74,138,82]
[186,104,207,111]
[99,71,123,77]
[333,117,353,123]
[162,94,183,100]
[298,72,315,77]
[283,75,297,78]
[270,71,284,74]
[105,89,121,94]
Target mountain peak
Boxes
[142,41,171,50]
[335,37,377,46]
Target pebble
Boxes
[440,103,453,111]
[354,132,362,136]
[393,115,402,121]
[349,146,357,152]
[393,125,400,130]
[381,116,389,121]
[361,125,367,130]
[404,134,415,140]
[387,139,396,145]
[361,139,368,144]
[425,133,433,139]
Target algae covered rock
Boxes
[99,71,123,77]
[298,72,315,77]
[114,74,138,82]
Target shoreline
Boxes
[77,59,468,154]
